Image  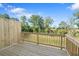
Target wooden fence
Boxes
[22,32,66,49]
[66,34,79,56]
[22,32,79,56]
[0,18,21,49]
[1,18,79,56]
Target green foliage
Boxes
[69,29,79,37]
[70,11,79,28]
[0,13,10,19]
[44,17,53,27]
[0,13,19,21]
[56,29,68,35]
[20,16,26,23]
[74,11,79,18]
[67,11,79,36]
[29,15,44,32]
[44,17,53,33]
[0,13,70,36]
[58,21,68,29]
[20,16,30,32]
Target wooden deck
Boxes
[0,42,68,56]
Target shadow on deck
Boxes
[0,42,68,56]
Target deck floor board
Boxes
[0,42,68,56]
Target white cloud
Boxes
[68,3,79,10]
[4,5,32,18]
[8,7,42,18]
[16,12,32,19]
[10,8,26,14]
[7,5,43,16]
[1,4,42,19]
[9,7,32,18]
[3,4,25,14]
[0,4,32,19]
[25,13,32,18]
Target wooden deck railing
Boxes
[66,34,79,56]
[22,32,79,56]
[21,32,66,49]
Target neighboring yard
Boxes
[0,3,79,56]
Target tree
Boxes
[10,17,19,21]
[68,17,75,28]
[0,13,10,19]
[68,11,79,36]
[44,17,53,27]
[69,11,79,28]
[29,15,44,32]
[58,21,68,34]
[73,11,79,28]
[58,21,68,29]
[20,16,26,23]
[44,17,53,33]
[74,11,79,19]
[20,16,29,32]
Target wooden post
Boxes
[37,33,39,44]
[78,47,79,56]
[66,37,68,52]
[61,35,63,50]
[21,32,24,42]
[71,42,73,56]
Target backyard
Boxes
[0,3,79,56]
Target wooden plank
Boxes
[0,42,68,56]
[66,34,79,56]
[0,19,5,48]
[17,21,21,43]
[9,20,14,45]
[66,34,79,47]
[0,18,21,49]
[4,19,9,46]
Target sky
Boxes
[0,3,79,27]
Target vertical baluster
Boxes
[53,35,54,45]
[71,43,73,56]
[56,35,57,46]
[37,33,39,44]
[57,35,58,47]
[47,34,48,44]
[78,47,79,56]
[61,35,63,50]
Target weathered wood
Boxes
[37,33,39,44]
[61,35,63,50]
[66,34,79,56]
[0,42,68,56]
[66,34,79,47]
[22,32,66,49]
[0,18,21,49]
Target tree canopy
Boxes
[0,13,10,19]
[29,15,44,32]
[58,21,68,29]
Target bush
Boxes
[56,29,67,35]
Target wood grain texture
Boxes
[0,18,21,49]
[0,42,68,56]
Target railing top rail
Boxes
[22,32,64,36]
[66,34,79,47]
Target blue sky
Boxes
[0,3,79,27]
